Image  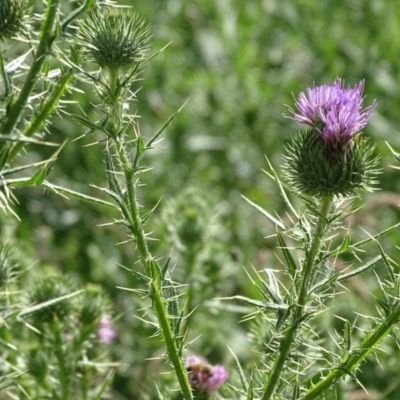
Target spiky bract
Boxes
[28,276,74,324]
[283,128,380,197]
[0,0,28,40]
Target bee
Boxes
[186,360,214,377]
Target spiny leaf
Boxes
[263,269,283,304]
[133,134,145,167]
[17,290,83,320]
[247,379,253,400]
[24,142,66,185]
[337,255,382,282]
[386,141,400,162]
[276,309,290,330]
[146,100,189,149]
[233,295,288,311]
[338,233,351,253]
[351,223,400,250]
[291,382,300,400]
[277,232,297,277]
[374,242,395,282]
[0,159,54,177]
[264,156,298,219]
[343,320,351,353]
[228,346,248,393]
[242,195,285,230]
[74,114,107,133]
[42,181,118,209]
[0,135,58,146]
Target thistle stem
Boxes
[261,195,333,400]
[0,0,60,167]
[52,317,70,400]
[113,141,193,399]
[303,300,400,400]
[6,71,74,165]
[0,50,11,100]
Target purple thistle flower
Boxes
[97,316,117,344]
[186,355,228,394]
[286,78,376,149]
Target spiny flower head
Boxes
[28,275,74,324]
[78,8,149,70]
[186,355,228,395]
[287,78,376,150]
[284,78,379,198]
[0,0,29,40]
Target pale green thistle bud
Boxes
[28,276,74,324]
[0,0,28,41]
[283,78,379,197]
[79,284,109,325]
[78,8,150,70]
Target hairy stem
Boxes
[261,196,333,400]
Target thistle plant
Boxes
[0,1,118,398]
[76,7,195,399]
[234,78,400,399]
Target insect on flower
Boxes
[186,358,214,376]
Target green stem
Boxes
[261,196,333,400]
[0,0,60,165]
[6,71,73,165]
[52,318,70,400]
[181,249,197,335]
[113,140,193,399]
[80,370,89,400]
[0,50,11,100]
[303,301,400,400]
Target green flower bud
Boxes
[78,8,149,70]
[79,285,109,325]
[28,275,74,324]
[0,0,28,40]
[283,128,379,198]
[161,188,217,253]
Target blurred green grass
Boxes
[4,0,400,398]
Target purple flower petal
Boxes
[286,78,376,149]
[186,355,228,394]
[97,316,117,344]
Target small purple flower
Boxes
[186,355,228,394]
[97,316,117,344]
[286,78,376,149]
